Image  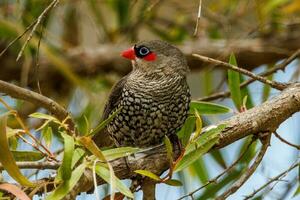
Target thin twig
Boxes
[193,0,202,36]
[35,20,45,95]
[243,161,299,200]
[177,138,255,200]
[0,22,36,57]
[193,54,288,91]
[0,80,76,135]
[0,161,60,170]
[198,49,300,101]
[16,0,59,61]
[0,98,57,161]
[215,134,271,200]
[274,131,300,150]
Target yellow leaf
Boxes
[0,116,36,187]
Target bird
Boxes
[93,40,191,149]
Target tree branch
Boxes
[0,80,76,134]
[198,49,300,101]
[215,133,271,200]
[1,81,300,199]
[192,54,288,90]
[244,161,300,200]
[65,83,300,198]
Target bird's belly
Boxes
[107,87,190,147]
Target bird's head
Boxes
[121,40,189,76]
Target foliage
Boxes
[0,0,299,199]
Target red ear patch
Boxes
[143,52,156,61]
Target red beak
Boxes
[121,47,135,60]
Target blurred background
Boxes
[0,0,300,199]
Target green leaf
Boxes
[175,124,226,172]
[61,132,75,180]
[199,169,242,199]
[210,149,227,169]
[83,115,90,135]
[29,112,58,122]
[174,136,219,172]
[293,184,300,197]
[186,124,226,154]
[9,136,18,150]
[262,70,274,102]
[164,179,183,186]
[71,148,86,167]
[107,0,130,28]
[190,110,202,142]
[177,116,195,147]
[56,148,86,183]
[42,126,53,147]
[95,165,133,198]
[238,136,257,164]
[46,163,86,200]
[164,135,173,164]
[102,147,139,160]
[6,127,22,138]
[88,107,121,137]
[240,75,254,109]
[12,151,44,161]
[134,170,161,181]
[191,158,209,184]
[228,53,242,110]
[0,116,35,187]
[189,101,232,115]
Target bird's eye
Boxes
[134,45,152,58]
[139,47,150,56]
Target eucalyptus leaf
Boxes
[134,170,161,181]
[228,53,242,110]
[189,101,232,115]
[0,116,35,187]
[12,151,44,161]
[95,165,133,198]
[46,163,86,200]
[61,132,75,180]
[102,147,139,160]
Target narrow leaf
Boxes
[42,126,53,147]
[210,150,227,169]
[29,112,58,122]
[61,132,75,180]
[134,170,161,181]
[95,165,134,198]
[186,124,226,154]
[56,148,86,183]
[0,116,35,187]
[191,110,202,142]
[164,179,183,187]
[103,147,139,160]
[191,158,209,184]
[189,101,232,115]
[164,135,173,164]
[12,151,44,161]
[177,116,195,147]
[46,163,86,200]
[174,137,219,172]
[228,53,242,110]
[88,107,121,137]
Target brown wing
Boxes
[92,76,128,148]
